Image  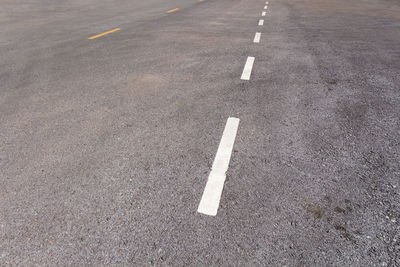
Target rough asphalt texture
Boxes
[1,0,399,265]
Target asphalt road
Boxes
[1,0,399,265]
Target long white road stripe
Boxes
[240,56,255,80]
[262,11,266,16]
[254,32,261,43]
[264,5,268,9]
[258,19,264,26]
[197,117,240,216]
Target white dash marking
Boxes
[240,56,255,80]
[197,117,240,216]
[264,5,268,9]
[262,11,266,16]
[253,32,261,43]
[258,19,264,26]
[266,1,269,4]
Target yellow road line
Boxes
[199,0,203,2]
[166,8,179,13]
[88,28,120,39]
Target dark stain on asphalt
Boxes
[334,224,346,232]
[305,204,324,219]
[334,206,346,213]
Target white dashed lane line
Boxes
[197,117,240,216]
[240,56,255,80]
[198,0,271,216]
[253,32,261,43]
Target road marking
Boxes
[240,56,255,80]
[264,5,268,9]
[88,28,120,39]
[254,32,261,43]
[266,1,269,4]
[167,8,179,13]
[199,0,203,2]
[197,117,240,216]
[262,11,266,16]
[258,19,264,26]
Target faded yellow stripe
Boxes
[166,8,179,13]
[88,28,120,39]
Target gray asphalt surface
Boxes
[1,0,399,265]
